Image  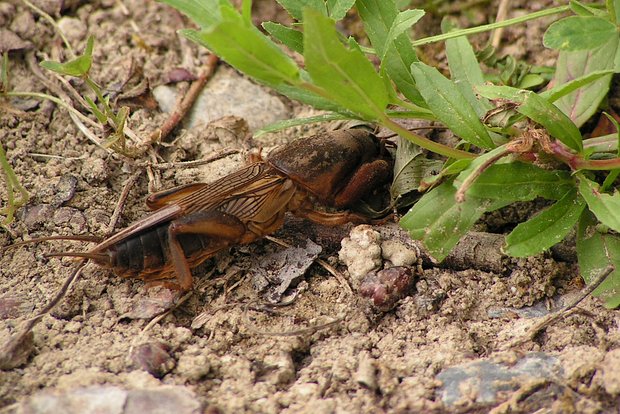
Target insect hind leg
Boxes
[167,211,247,291]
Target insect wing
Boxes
[92,203,183,252]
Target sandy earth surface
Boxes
[1,0,620,413]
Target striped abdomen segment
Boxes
[107,222,219,279]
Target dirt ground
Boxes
[1,0,620,413]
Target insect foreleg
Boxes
[167,211,247,290]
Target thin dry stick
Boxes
[21,0,75,57]
[242,300,344,337]
[455,146,511,203]
[146,148,240,170]
[506,264,615,349]
[491,0,512,48]
[0,260,87,369]
[106,169,142,235]
[264,235,353,295]
[147,54,220,145]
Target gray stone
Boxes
[153,66,290,132]
[436,353,562,406]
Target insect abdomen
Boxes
[109,223,212,278]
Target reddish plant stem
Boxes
[148,54,220,145]
[549,141,620,171]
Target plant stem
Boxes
[455,145,510,202]
[550,140,620,170]
[411,5,570,47]
[0,142,29,225]
[6,91,100,129]
[21,0,75,57]
[380,116,475,160]
[83,77,115,121]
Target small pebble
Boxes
[131,342,176,379]
[359,266,416,311]
[339,225,382,286]
[57,17,87,42]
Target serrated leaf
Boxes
[577,210,620,308]
[456,162,575,201]
[180,5,300,87]
[517,90,583,152]
[326,0,356,20]
[276,0,326,20]
[383,9,424,60]
[303,9,388,120]
[400,180,508,261]
[262,22,304,54]
[158,0,222,28]
[272,80,346,112]
[543,16,617,51]
[411,62,494,149]
[577,173,620,233]
[356,0,425,106]
[553,35,617,127]
[505,189,586,257]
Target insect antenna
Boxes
[44,251,110,264]
[6,234,102,248]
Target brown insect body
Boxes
[45,129,393,290]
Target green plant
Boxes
[0,52,29,229]
[40,36,131,154]
[160,0,620,305]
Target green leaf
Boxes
[303,9,389,120]
[456,162,575,201]
[577,173,620,233]
[390,138,443,199]
[356,0,425,106]
[443,19,490,117]
[577,210,620,308]
[383,9,424,60]
[570,0,608,16]
[443,20,484,87]
[475,84,521,101]
[262,22,304,53]
[253,112,348,137]
[276,0,326,20]
[272,81,346,112]
[553,35,618,127]
[517,90,583,152]
[84,96,107,123]
[505,189,586,257]
[326,0,356,20]
[400,180,508,261]
[411,62,494,149]
[158,0,222,28]
[611,0,620,24]
[541,70,615,103]
[179,5,300,87]
[543,16,617,51]
[40,36,94,77]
